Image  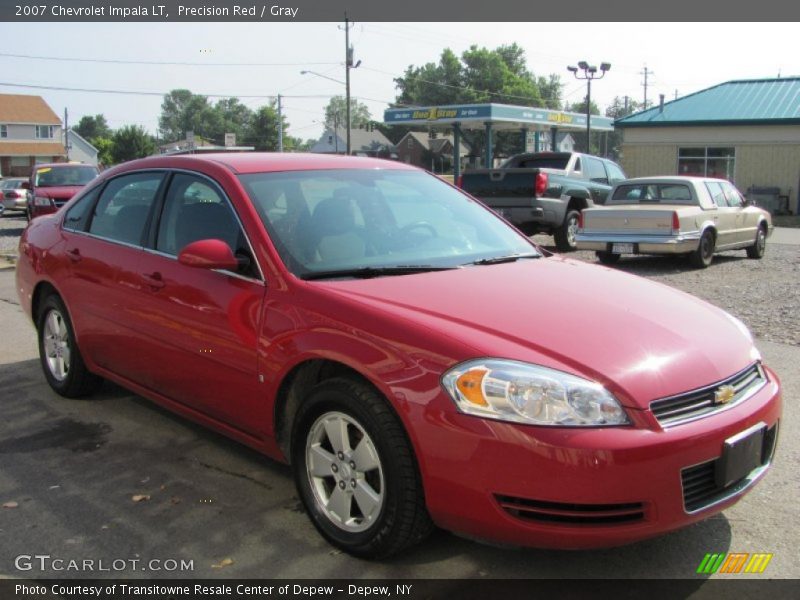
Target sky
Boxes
[1,21,798,143]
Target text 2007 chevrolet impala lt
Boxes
[16,154,780,558]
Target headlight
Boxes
[442,359,629,427]
[33,196,53,207]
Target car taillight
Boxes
[672,211,680,233]
[456,175,463,189]
[578,211,584,229]
[534,172,548,196]
[33,196,53,207]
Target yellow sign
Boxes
[411,107,459,121]
[547,113,574,124]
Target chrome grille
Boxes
[650,364,765,427]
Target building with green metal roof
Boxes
[615,77,800,214]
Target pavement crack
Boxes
[194,459,272,490]
[0,297,19,306]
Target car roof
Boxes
[108,153,420,176]
[33,162,97,169]
[615,176,730,185]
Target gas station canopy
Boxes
[383,103,615,178]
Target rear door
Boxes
[704,181,737,248]
[130,171,265,432]
[60,172,167,380]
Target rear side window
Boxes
[88,172,164,245]
[63,186,102,232]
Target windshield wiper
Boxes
[301,265,460,281]
[467,253,541,266]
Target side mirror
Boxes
[21,181,31,190]
[178,239,238,271]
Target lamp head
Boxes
[577,61,589,70]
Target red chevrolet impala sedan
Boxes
[16,154,781,558]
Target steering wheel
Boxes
[399,221,438,238]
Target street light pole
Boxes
[345,14,351,155]
[567,61,611,154]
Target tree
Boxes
[324,96,371,131]
[111,125,156,163]
[74,114,111,141]
[246,102,288,151]
[92,137,114,167]
[158,89,216,143]
[604,96,642,160]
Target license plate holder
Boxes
[716,423,766,488]
[612,242,634,254]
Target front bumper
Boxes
[415,368,781,549]
[575,232,700,254]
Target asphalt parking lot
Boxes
[0,219,798,580]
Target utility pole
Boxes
[64,108,70,160]
[624,95,629,113]
[277,94,283,152]
[341,13,360,155]
[640,65,654,109]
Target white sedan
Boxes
[575,176,773,268]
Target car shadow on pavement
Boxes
[0,357,733,579]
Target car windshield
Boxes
[610,183,696,205]
[239,169,538,279]
[34,165,98,187]
[2,179,25,189]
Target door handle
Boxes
[142,272,165,290]
[66,248,81,262]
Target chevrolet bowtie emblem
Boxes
[714,385,736,405]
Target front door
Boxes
[132,172,265,433]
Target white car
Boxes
[575,176,773,268]
[1,177,30,214]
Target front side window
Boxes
[88,172,165,245]
[604,161,626,183]
[704,182,728,208]
[720,181,744,208]
[155,173,258,279]
[679,147,735,180]
[35,125,54,139]
[239,169,536,278]
[583,157,608,183]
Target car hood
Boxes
[317,257,758,408]
[34,185,83,199]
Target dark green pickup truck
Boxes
[459,152,626,251]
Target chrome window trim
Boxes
[60,167,265,284]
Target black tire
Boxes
[746,225,767,259]
[596,251,621,265]
[689,230,715,269]
[554,209,580,252]
[291,377,433,558]
[37,294,101,398]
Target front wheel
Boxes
[37,295,101,397]
[291,378,433,558]
[689,230,715,269]
[554,209,580,252]
[746,226,767,259]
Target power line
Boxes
[0,81,334,99]
[0,51,339,67]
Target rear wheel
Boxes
[596,251,621,265]
[37,295,101,397]
[554,209,580,252]
[291,378,433,558]
[689,230,715,269]
[746,225,767,259]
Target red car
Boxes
[16,154,781,558]
[25,162,99,220]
